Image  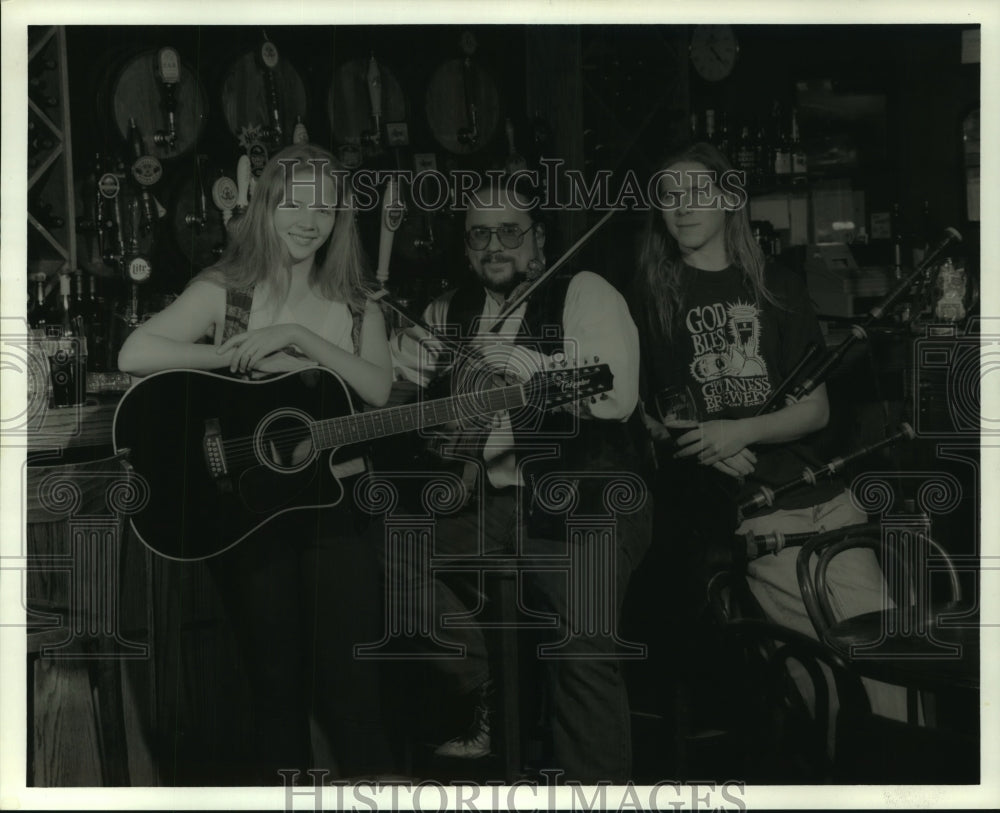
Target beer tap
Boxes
[127,117,162,234]
[90,153,109,265]
[258,33,284,149]
[361,53,382,148]
[457,31,480,147]
[505,118,527,173]
[292,116,309,145]
[212,168,239,230]
[152,46,180,150]
[184,154,210,231]
[412,215,435,254]
[375,177,404,288]
[96,159,127,269]
[235,154,251,217]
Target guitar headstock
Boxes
[530,362,614,410]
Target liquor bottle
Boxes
[736,124,757,184]
[704,109,717,145]
[790,109,808,185]
[772,102,792,183]
[85,272,110,372]
[73,268,86,314]
[911,200,932,267]
[755,118,773,189]
[715,111,730,158]
[58,273,81,337]
[29,273,56,334]
[890,203,904,282]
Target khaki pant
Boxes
[738,490,911,752]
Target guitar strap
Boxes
[222,285,364,356]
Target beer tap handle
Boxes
[153,47,180,150]
[235,154,251,212]
[457,31,480,146]
[128,117,162,233]
[292,116,309,145]
[212,170,239,229]
[367,53,382,144]
[375,177,404,287]
[259,35,283,148]
[184,154,210,230]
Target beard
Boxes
[474,252,525,296]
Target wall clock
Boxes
[690,25,739,82]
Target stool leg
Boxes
[498,573,520,782]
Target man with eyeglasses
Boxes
[385,177,653,783]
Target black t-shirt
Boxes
[638,262,842,512]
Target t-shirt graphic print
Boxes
[685,297,771,415]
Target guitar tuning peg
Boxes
[560,359,568,367]
[590,395,597,404]
[599,393,608,400]
[593,355,600,363]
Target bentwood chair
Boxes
[705,568,872,782]
[795,522,978,782]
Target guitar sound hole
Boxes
[255,410,316,473]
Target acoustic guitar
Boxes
[113,364,612,561]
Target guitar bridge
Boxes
[203,418,231,490]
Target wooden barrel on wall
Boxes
[327,56,407,148]
[167,155,230,276]
[110,49,209,160]
[425,57,500,155]
[219,48,308,145]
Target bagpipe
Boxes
[727,227,963,563]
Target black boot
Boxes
[434,679,493,759]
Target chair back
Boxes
[796,522,961,640]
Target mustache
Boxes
[482,252,515,265]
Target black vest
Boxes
[445,276,654,537]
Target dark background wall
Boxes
[56,23,978,302]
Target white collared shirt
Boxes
[390,271,640,487]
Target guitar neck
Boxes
[310,381,527,450]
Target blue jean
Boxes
[381,487,652,782]
[209,508,394,783]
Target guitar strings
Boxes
[215,382,544,465]
[213,365,603,468]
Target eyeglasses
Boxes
[465,224,533,251]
